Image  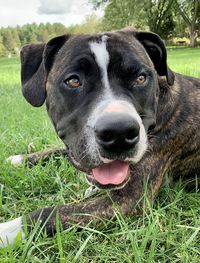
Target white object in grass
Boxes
[0,217,25,247]
[6,155,24,166]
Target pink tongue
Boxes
[92,160,129,185]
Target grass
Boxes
[0,48,200,262]
[167,47,200,76]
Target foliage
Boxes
[174,0,200,47]
[145,0,176,39]
[102,0,147,31]
[89,0,108,9]
[0,23,67,57]
[0,15,102,57]
[0,1,199,57]
[93,0,176,39]
[67,14,103,34]
[91,0,200,44]
[0,35,6,56]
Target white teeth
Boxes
[100,156,113,164]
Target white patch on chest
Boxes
[89,35,110,91]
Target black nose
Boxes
[95,114,140,153]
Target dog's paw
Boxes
[0,217,25,247]
[6,155,24,166]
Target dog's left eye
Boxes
[136,74,146,85]
[64,76,82,88]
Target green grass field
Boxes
[0,48,200,262]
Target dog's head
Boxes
[20,30,174,189]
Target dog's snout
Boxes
[95,114,140,153]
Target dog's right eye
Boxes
[136,74,146,85]
[64,75,82,88]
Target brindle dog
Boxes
[1,29,200,246]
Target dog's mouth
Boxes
[65,146,130,188]
[91,160,130,185]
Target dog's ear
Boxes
[134,31,175,86]
[21,34,70,107]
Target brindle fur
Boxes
[24,73,200,234]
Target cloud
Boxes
[38,0,90,15]
[0,0,103,28]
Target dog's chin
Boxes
[65,147,132,190]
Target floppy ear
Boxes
[135,31,175,86]
[21,34,70,107]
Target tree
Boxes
[68,14,102,34]
[40,29,49,42]
[2,29,16,53]
[145,0,176,39]
[51,23,66,36]
[89,0,108,9]
[102,0,145,31]
[174,0,200,47]
[98,0,154,31]
[0,34,6,56]
[0,42,6,56]
[90,0,176,39]
[12,30,21,47]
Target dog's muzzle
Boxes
[65,101,148,189]
[95,113,140,154]
[86,113,140,187]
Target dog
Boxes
[1,29,200,247]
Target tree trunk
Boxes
[189,0,199,47]
[189,28,197,47]
[176,0,199,48]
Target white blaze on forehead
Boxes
[89,35,110,90]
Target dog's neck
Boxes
[154,75,180,134]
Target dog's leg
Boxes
[0,153,168,247]
[6,147,67,167]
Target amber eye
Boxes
[65,76,82,88]
[136,74,146,85]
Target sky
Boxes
[0,0,103,28]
